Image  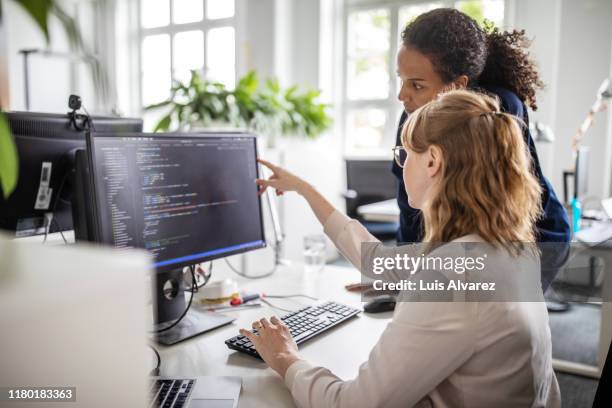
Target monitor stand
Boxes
[154,269,235,346]
[155,309,235,346]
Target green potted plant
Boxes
[145,70,332,147]
[0,0,103,199]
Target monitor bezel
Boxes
[86,131,267,272]
[0,111,143,235]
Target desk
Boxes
[157,263,391,408]
[157,257,612,407]
[357,199,399,222]
[552,241,612,379]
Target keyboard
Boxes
[225,301,361,358]
[150,379,194,408]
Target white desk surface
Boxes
[357,199,400,222]
[157,263,392,408]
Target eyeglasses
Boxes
[392,146,408,168]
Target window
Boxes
[343,0,505,156]
[139,0,236,129]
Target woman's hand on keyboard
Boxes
[240,316,303,378]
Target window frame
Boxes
[137,0,238,112]
[341,0,511,157]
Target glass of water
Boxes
[303,234,326,273]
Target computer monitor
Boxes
[0,111,143,237]
[84,131,266,344]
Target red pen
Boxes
[230,293,261,306]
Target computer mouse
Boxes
[363,295,397,314]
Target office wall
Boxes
[511,0,561,180]
[236,0,345,263]
[236,0,276,80]
[552,0,612,201]
[2,0,100,113]
[272,0,345,263]
[514,0,612,202]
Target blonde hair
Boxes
[401,90,542,254]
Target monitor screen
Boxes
[87,132,266,271]
[0,111,142,236]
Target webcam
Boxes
[68,94,82,111]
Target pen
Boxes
[230,293,261,306]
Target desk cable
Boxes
[259,294,319,313]
[151,265,197,334]
[259,298,293,313]
[148,344,161,376]
[185,262,213,291]
[224,239,280,279]
[224,258,277,279]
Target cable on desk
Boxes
[51,218,68,244]
[260,294,318,313]
[185,262,213,291]
[265,294,319,301]
[225,257,277,279]
[148,344,161,376]
[259,298,294,313]
[152,266,196,334]
[223,236,281,279]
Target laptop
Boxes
[151,377,241,408]
[0,235,240,407]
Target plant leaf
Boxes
[154,115,172,133]
[144,100,172,111]
[152,69,332,139]
[0,112,19,199]
[14,0,53,43]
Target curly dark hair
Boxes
[401,8,544,110]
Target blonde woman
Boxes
[241,90,560,407]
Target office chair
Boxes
[344,159,399,241]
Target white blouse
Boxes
[283,210,561,408]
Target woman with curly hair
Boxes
[245,90,560,407]
[393,8,570,289]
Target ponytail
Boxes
[478,23,544,111]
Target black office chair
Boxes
[343,159,399,241]
[592,340,611,407]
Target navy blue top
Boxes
[391,86,571,288]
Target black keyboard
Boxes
[150,379,194,408]
[225,301,361,358]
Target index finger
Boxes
[257,158,279,172]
